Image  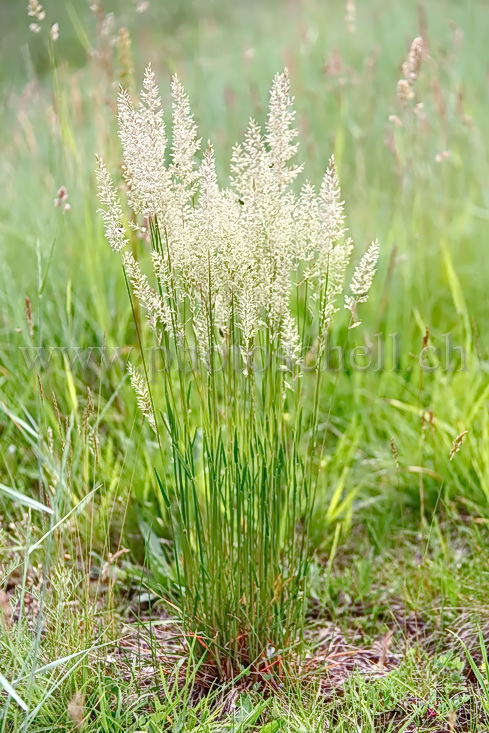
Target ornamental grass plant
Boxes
[97,66,379,678]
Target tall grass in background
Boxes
[2,0,489,655]
[96,67,378,675]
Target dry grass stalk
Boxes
[0,590,12,628]
[24,296,34,338]
[390,438,400,471]
[397,36,425,104]
[449,430,468,461]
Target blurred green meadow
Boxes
[2,0,489,525]
[1,0,489,729]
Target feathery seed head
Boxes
[170,75,201,194]
[98,68,379,366]
[27,0,45,21]
[402,36,424,82]
[397,79,414,103]
[266,69,303,187]
[345,239,380,326]
[118,65,168,217]
[281,310,302,366]
[127,362,156,432]
[319,155,347,245]
[96,156,129,252]
[389,114,403,127]
[122,250,173,337]
[396,37,424,105]
[322,237,354,333]
[294,181,320,264]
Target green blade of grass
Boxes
[0,671,28,712]
[27,484,102,555]
[0,483,53,515]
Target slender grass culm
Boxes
[96,66,379,680]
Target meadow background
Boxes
[1,0,489,730]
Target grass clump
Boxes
[96,67,378,678]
